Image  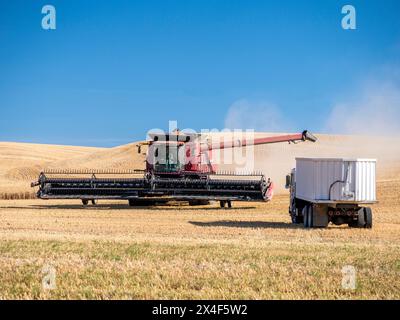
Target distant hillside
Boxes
[1,133,399,198]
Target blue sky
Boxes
[0,0,399,146]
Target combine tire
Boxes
[128,199,154,206]
[219,200,232,208]
[189,200,210,206]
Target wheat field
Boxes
[0,134,399,299]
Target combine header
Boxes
[31,130,317,207]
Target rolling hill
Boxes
[1,133,399,197]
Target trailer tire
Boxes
[82,199,89,206]
[348,220,358,228]
[303,206,309,228]
[91,199,97,205]
[308,205,314,228]
[357,208,366,227]
[291,207,303,224]
[302,205,315,228]
[364,207,372,228]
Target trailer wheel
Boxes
[91,199,97,205]
[356,207,366,227]
[220,201,226,208]
[308,205,314,228]
[364,207,373,228]
[291,208,303,224]
[303,205,314,228]
[303,206,309,228]
[348,220,358,228]
[82,199,89,206]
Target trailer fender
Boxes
[311,204,329,228]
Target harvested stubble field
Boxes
[0,134,399,299]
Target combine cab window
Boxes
[154,145,182,172]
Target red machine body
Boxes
[143,130,317,178]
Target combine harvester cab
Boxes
[31,129,317,207]
[286,158,377,228]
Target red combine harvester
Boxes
[31,130,317,207]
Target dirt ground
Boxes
[0,135,399,299]
[0,179,399,299]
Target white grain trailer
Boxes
[286,158,376,228]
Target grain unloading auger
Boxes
[31,130,317,207]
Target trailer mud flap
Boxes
[311,204,329,228]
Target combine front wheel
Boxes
[219,200,232,208]
[189,200,210,206]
